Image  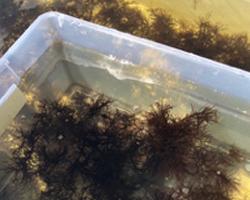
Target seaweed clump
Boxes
[4,89,244,200]
[143,103,243,200]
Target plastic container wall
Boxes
[0,12,249,150]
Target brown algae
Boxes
[1,87,245,200]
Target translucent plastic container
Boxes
[0,12,250,198]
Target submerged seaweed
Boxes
[3,89,244,200]
[1,0,250,71]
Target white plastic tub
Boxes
[0,12,250,196]
[1,11,250,147]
